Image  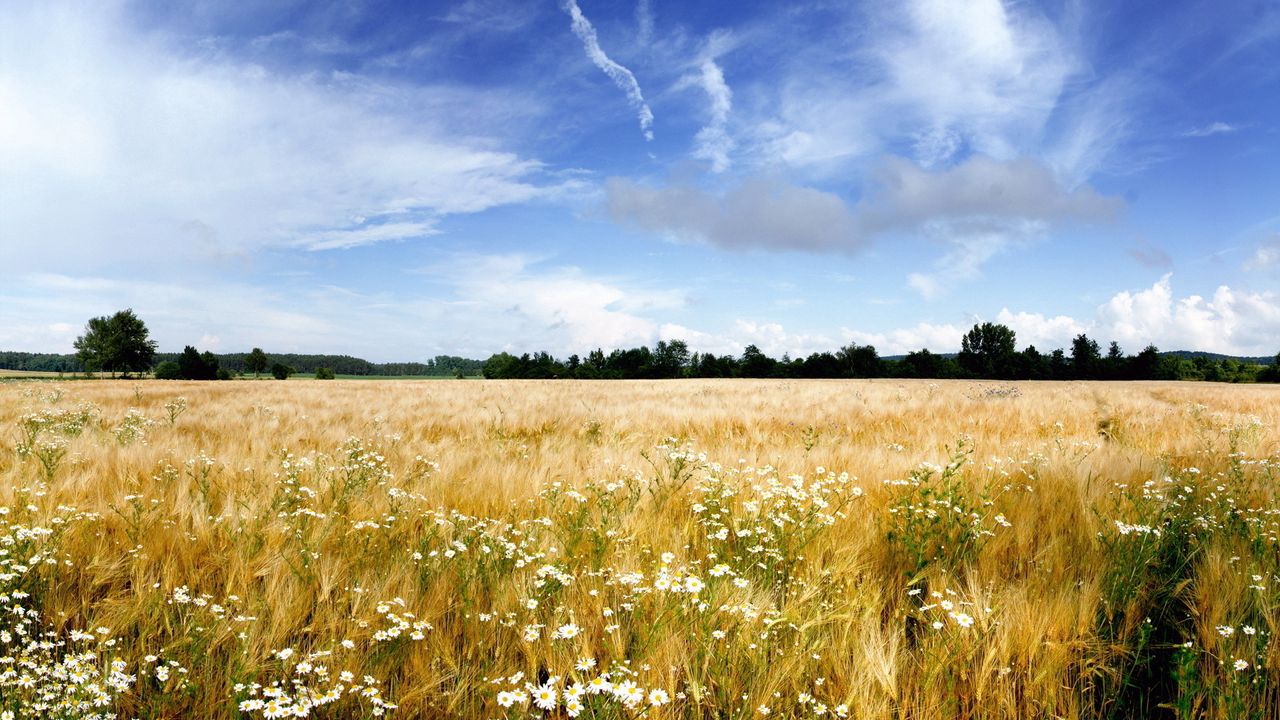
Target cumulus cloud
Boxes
[973,275,1280,356]
[654,320,835,359]
[993,308,1087,350]
[0,3,551,277]
[1094,274,1280,354]
[841,322,966,356]
[834,276,1280,357]
[561,0,655,140]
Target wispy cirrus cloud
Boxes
[754,0,1076,173]
[635,0,654,46]
[420,254,686,352]
[1244,236,1280,271]
[0,2,555,279]
[560,0,654,141]
[685,58,734,172]
[1183,121,1240,137]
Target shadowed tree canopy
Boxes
[1071,334,1103,379]
[957,322,1017,378]
[73,308,157,377]
[245,347,269,377]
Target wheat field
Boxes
[3,378,1279,719]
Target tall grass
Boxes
[1,379,1278,718]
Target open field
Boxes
[3,379,1280,719]
[0,369,66,379]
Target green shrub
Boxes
[315,367,335,380]
[153,361,181,380]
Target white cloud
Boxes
[301,222,442,251]
[4,260,690,360]
[993,308,1087,350]
[1244,236,1280,271]
[1183,121,1239,137]
[758,0,1075,172]
[878,0,1072,163]
[654,320,835,359]
[841,322,966,356]
[1042,72,1140,186]
[424,254,686,352]
[979,275,1280,356]
[1094,274,1280,354]
[561,0,655,141]
[731,320,834,358]
[835,276,1280,357]
[906,229,1025,300]
[682,57,734,172]
[636,0,654,46]
[2,274,341,355]
[0,3,551,276]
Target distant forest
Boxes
[2,322,1277,383]
[0,351,484,377]
[478,335,1280,383]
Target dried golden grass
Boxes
[2,378,1279,719]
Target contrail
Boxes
[561,0,654,141]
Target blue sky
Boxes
[2,0,1278,360]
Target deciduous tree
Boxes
[73,309,157,378]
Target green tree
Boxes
[271,362,295,380]
[200,351,221,380]
[482,352,521,379]
[957,322,1017,378]
[1131,345,1162,380]
[1103,341,1127,379]
[1258,353,1280,383]
[652,340,691,378]
[738,344,777,377]
[1070,334,1102,379]
[245,348,268,378]
[177,346,218,380]
[153,361,181,380]
[838,343,882,377]
[73,309,157,377]
[315,367,336,380]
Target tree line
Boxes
[6,310,1276,383]
[1,310,484,378]
[481,325,1280,382]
